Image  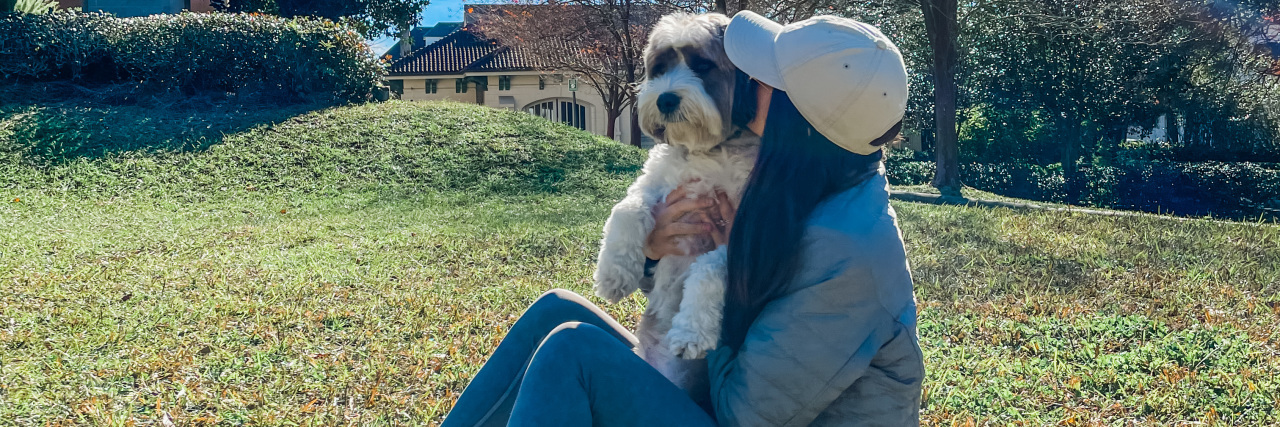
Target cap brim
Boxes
[725,11,786,90]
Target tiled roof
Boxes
[387,27,542,76]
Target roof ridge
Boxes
[465,44,510,72]
[386,28,471,71]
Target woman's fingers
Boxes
[710,224,728,247]
[651,223,712,258]
[652,187,691,218]
[664,180,700,203]
[715,190,736,221]
[660,196,714,223]
[665,186,690,204]
[710,191,736,247]
[663,222,712,237]
[693,209,712,225]
[646,184,723,260]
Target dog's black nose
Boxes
[657,92,681,115]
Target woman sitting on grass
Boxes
[440,11,923,426]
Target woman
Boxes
[440,11,922,426]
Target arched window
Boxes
[524,98,591,131]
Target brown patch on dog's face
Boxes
[675,45,737,131]
[647,48,677,79]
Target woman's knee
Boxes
[535,288,579,306]
[528,322,635,381]
[526,289,593,319]
[539,322,617,355]
[536,288,592,306]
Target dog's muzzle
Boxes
[657,92,682,117]
[639,65,723,147]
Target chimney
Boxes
[399,29,412,56]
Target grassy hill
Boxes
[2,100,1278,425]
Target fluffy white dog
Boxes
[593,12,760,397]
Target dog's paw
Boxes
[667,325,716,360]
[593,276,634,304]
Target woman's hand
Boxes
[709,190,737,247]
[644,186,716,260]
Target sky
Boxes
[368,0,466,56]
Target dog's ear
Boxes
[731,68,759,130]
[710,13,730,40]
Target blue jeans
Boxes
[440,289,716,427]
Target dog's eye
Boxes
[689,58,715,73]
[650,63,667,77]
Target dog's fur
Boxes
[593,12,760,398]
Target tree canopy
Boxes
[218,0,431,39]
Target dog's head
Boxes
[639,13,757,150]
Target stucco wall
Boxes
[394,73,636,145]
[400,77,477,104]
[85,0,184,16]
[189,0,213,12]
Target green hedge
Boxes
[0,11,383,101]
[886,159,1280,220]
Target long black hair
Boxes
[721,90,899,350]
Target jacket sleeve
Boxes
[707,231,900,427]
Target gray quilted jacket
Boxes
[705,172,924,426]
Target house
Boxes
[56,0,214,16]
[384,8,639,146]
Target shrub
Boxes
[1096,161,1280,219]
[957,104,1056,164]
[962,162,1067,202]
[884,156,935,187]
[0,11,383,102]
[12,0,57,15]
[886,160,1280,220]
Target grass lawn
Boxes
[2,99,1279,426]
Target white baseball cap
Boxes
[725,11,908,155]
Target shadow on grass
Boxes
[343,189,618,233]
[0,82,337,165]
[897,203,1101,302]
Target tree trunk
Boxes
[606,108,619,140]
[1061,116,1081,205]
[630,106,643,147]
[930,72,961,196]
[922,0,961,197]
[714,0,727,13]
[399,29,412,56]
[1111,124,1125,155]
[623,37,643,148]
